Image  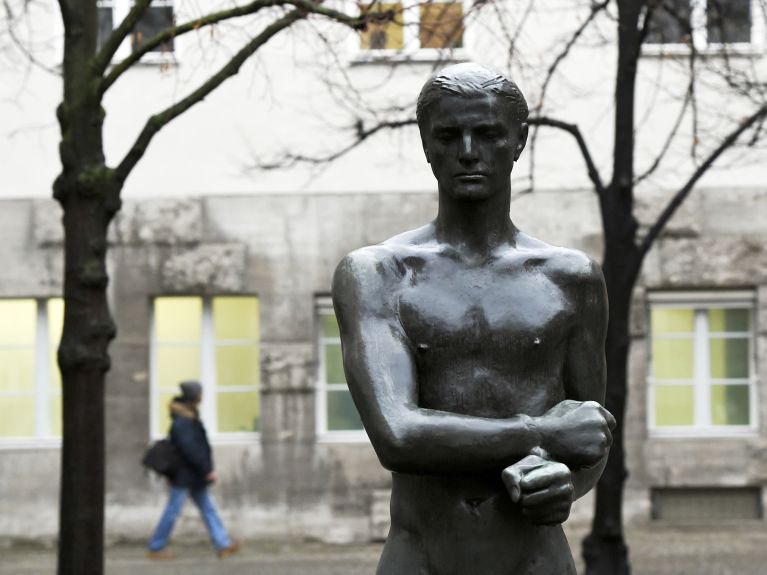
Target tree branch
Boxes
[92,0,151,75]
[254,118,418,170]
[528,116,606,195]
[638,103,767,261]
[114,9,306,184]
[100,0,388,93]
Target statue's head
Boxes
[416,63,529,201]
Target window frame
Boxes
[315,297,368,442]
[641,0,765,57]
[0,297,63,448]
[149,295,261,442]
[352,0,469,64]
[646,290,759,438]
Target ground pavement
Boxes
[2,526,766,575]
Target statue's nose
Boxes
[458,133,478,163]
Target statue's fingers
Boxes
[519,463,569,491]
[520,483,572,508]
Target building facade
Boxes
[1,0,766,543]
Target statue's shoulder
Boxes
[517,232,604,286]
[332,224,434,302]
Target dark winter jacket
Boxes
[168,399,213,489]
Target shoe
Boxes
[217,540,241,558]
[146,549,174,560]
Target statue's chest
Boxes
[398,265,571,354]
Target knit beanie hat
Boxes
[179,380,203,402]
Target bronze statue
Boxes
[332,63,615,574]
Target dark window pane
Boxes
[324,343,346,384]
[708,308,750,332]
[132,6,174,53]
[711,384,750,426]
[97,6,113,51]
[327,390,364,431]
[359,2,404,50]
[707,0,751,43]
[646,0,692,44]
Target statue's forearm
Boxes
[571,452,609,500]
[372,410,543,475]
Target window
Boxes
[0,298,63,441]
[316,300,364,437]
[95,0,175,57]
[646,0,755,48]
[151,296,260,438]
[359,0,464,55]
[648,292,757,434]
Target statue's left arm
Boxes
[503,255,611,525]
[562,256,610,500]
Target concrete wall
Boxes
[1,185,766,542]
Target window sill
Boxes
[0,438,62,450]
[641,43,763,58]
[350,48,469,66]
[316,431,370,443]
[648,426,758,438]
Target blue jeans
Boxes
[148,486,232,551]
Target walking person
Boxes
[147,380,240,559]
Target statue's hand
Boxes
[502,455,574,526]
[534,400,615,468]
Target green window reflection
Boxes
[655,385,695,427]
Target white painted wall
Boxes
[1,0,765,201]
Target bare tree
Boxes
[256,1,767,573]
[5,0,398,573]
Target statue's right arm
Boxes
[331,249,543,475]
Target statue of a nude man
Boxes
[332,63,616,575]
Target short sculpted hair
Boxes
[416,63,529,133]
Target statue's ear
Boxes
[513,123,529,161]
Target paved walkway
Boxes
[3,526,767,574]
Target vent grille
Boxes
[652,487,762,521]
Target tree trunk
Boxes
[583,261,633,575]
[55,181,120,575]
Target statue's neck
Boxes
[435,189,516,257]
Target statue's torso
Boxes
[377,234,582,575]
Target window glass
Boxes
[360,2,404,50]
[215,346,259,387]
[325,342,346,384]
[217,391,259,432]
[655,385,695,426]
[50,395,63,437]
[213,297,259,341]
[651,308,694,334]
[652,338,694,379]
[646,0,692,44]
[155,297,202,342]
[156,347,200,389]
[707,0,751,43]
[321,313,340,338]
[0,350,35,392]
[132,6,175,53]
[709,337,749,379]
[419,2,464,49]
[156,391,176,434]
[711,384,749,425]
[0,299,36,345]
[327,389,364,431]
[97,2,114,51]
[47,299,64,345]
[0,397,36,436]
[708,308,749,333]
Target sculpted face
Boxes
[422,93,528,201]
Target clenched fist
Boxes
[533,400,616,468]
[502,454,574,526]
